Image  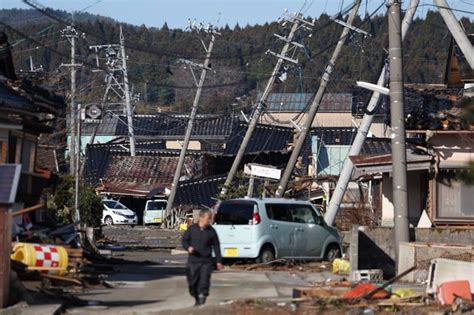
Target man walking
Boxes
[182,209,223,306]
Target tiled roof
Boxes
[87,148,206,197]
[175,175,226,207]
[115,114,235,138]
[265,93,353,113]
[81,114,119,136]
[360,137,426,156]
[223,122,293,155]
[0,75,64,115]
[89,115,294,155]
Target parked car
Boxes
[143,199,167,225]
[102,199,138,226]
[213,198,342,263]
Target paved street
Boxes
[67,248,342,314]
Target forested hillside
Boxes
[1,8,472,113]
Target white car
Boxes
[143,199,167,225]
[102,199,138,226]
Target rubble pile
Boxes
[404,88,469,130]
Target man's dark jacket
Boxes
[182,224,222,263]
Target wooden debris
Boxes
[362,265,417,300]
[40,274,83,287]
[246,259,288,271]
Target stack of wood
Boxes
[63,246,85,273]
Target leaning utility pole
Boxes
[325,0,419,226]
[165,22,220,216]
[119,26,136,156]
[61,25,82,224]
[434,0,474,69]
[275,0,361,198]
[388,0,410,260]
[220,12,314,197]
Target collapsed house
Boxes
[84,115,294,214]
[349,88,473,226]
[0,33,65,211]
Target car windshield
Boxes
[147,201,167,210]
[104,200,127,210]
[215,201,256,225]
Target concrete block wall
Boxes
[398,242,474,282]
[349,226,474,281]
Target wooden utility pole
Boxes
[165,22,219,216]
[388,0,410,261]
[275,0,361,198]
[221,12,314,197]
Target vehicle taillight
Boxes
[252,212,261,225]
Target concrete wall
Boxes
[349,226,474,280]
[381,171,426,227]
[398,242,474,282]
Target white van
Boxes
[213,198,342,263]
[102,199,138,226]
[143,199,167,225]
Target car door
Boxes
[287,205,310,257]
[264,203,299,258]
[294,205,331,258]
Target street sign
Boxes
[244,163,281,180]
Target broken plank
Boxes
[40,273,83,286]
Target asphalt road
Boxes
[66,226,343,314]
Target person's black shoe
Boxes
[196,294,207,306]
[194,297,199,306]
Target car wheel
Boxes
[256,245,275,264]
[324,244,341,262]
[104,216,114,226]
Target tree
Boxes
[46,175,103,227]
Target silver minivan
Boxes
[213,198,342,263]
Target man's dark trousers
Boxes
[186,261,213,298]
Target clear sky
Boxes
[2,0,473,29]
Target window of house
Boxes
[437,175,474,220]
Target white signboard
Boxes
[244,163,281,180]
